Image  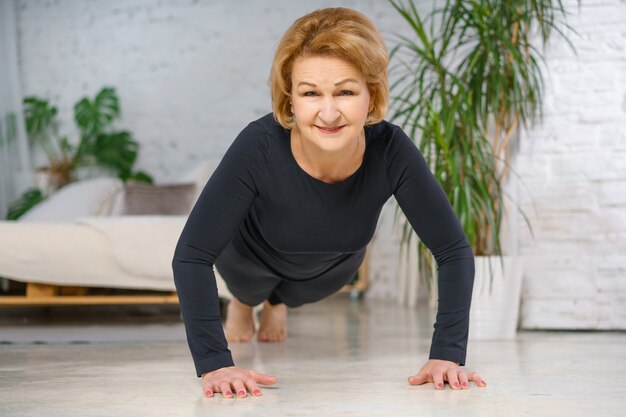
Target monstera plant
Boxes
[6,87,152,220]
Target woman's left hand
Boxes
[407,359,487,390]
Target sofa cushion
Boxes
[108,161,216,216]
[75,216,186,280]
[121,181,197,215]
[20,177,123,222]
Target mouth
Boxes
[316,125,345,134]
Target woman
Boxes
[172,7,486,399]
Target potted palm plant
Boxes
[387,0,576,338]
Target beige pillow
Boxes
[20,177,123,222]
[122,181,197,215]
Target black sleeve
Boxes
[385,126,475,366]
[172,121,267,377]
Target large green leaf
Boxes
[23,97,57,137]
[22,97,60,160]
[6,188,45,220]
[74,87,120,137]
[92,131,138,181]
[128,170,154,184]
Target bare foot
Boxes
[224,297,255,343]
[257,300,287,342]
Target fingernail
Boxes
[437,383,444,389]
[225,391,233,396]
[205,391,213,397]
[253,389,262,396]
[238,390,245,396]
[461,382,468,388]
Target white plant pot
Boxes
[469,255,523,340]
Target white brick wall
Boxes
[13,0,414,302]
[14,0,415,181]
[517,0,626,329]
[13,0,625,329]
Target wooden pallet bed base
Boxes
[0,283,180,307]
[0,248,369,307]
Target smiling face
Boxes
[290,55,373,154]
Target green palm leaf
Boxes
[388,0,575,288]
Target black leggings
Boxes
[214,241,364,308]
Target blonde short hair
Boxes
[269,7,389,129]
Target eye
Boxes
[302,90,354,97]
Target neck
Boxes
[291,128,365,183]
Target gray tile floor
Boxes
[0,294,625,417]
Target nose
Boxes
[318,97,341,125]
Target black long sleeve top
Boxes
[172,112,475,377]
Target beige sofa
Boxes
[0,162,235,306]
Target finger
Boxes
[249,370,278,385]
[219,382,234,398]
[458,371,470,389]
[446,369,461,390]
[433,371,445,390]
[244,378,263,396]
[200,380,214,398]
[232,379,247,398]
[467,372,487,387]
[408,372,429,386]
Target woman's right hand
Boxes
[201,366,278,398]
